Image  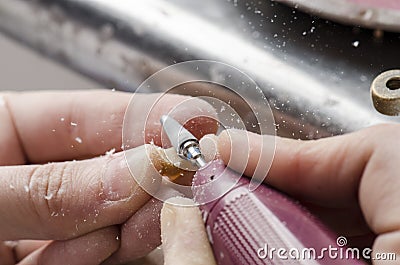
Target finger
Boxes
[372,230,400,264]
[0,240,51,264]
[0,145,161,240]
[18,226,119,265]
[358,125,400,234]
[3,90,217,163]
[14,240,50,261]
[103,198,163,265]
[216,128,374,207]
[161,197,216,265]
[0,241,15,265]
[0,95,25,165]
[104,189,181,265]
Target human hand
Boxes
[214,125,400,264]
[0,90,217,265]
[160,197,216,265]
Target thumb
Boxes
[0,145,160,241]
[161,197,216,265]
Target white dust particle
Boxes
[360,75,368,82]
[75,137,82,144]
[111,88,116,92]
[60,117,65,122]
[105,148,116,156]
[44,193,54,200]
[70,122,78,126]
[52,129,56,132]
[9,184,15,190]
[352,40,360,48]
[24,185,29,192]
[220,105,226,112]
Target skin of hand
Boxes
[160,197,216,265]
[211,125,400,264]
[0,90,217,265]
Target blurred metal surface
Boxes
[0,32,101,90]
[276,0,400,32]
[0,0,399,139]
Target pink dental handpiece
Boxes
[160,115,365,265]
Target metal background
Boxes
[0,0,399,139]
[276,0,400,32]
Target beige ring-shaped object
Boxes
[371,70,400,116]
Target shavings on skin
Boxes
[105,148,116,156]
[44,193,54,200]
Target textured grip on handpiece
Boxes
[192,160,364,265]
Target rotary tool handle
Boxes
[192,160,364,265]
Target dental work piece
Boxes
[160,115,365,265]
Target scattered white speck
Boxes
[70,122,78,126]
[60,117,65,122]
[44,193,54,200]
[24,185,29,192]
[360,75,368,82]
[352,40,360,48]
[75,137,82,144]
[52,129,56,132]
[105,148,116,156]
[9,184,15,190]
[252,31,260,38]
[302,31,307,36]
[220,105,226,112]
[111,88,116,92]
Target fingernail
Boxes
[199,134,218,162]
[217,129,250,165]
[102,153,135,201]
